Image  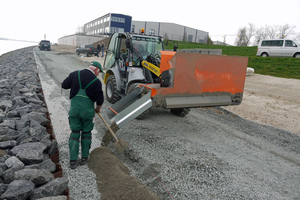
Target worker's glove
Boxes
[95,109,100,113]
[95,105,102,113]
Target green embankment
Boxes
[165,41,300,79]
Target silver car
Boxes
[256,39,300,58]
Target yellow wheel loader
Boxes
[100,32,248,129]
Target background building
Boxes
[58,13,209,46]
[83,13,208,44]
[84,13,132,36]
[132,21,208,43]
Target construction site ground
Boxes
[37,44,300,199]
[52,44,300,136]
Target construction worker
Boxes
[62,61,104,169]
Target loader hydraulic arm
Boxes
[141,60,161,77]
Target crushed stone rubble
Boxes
[0,47,68,200]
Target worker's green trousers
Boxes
[68,89,95,161]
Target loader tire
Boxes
[106,75,121,103]
[127,83,149,119]
[170,108,190,117]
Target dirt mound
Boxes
[51,44,77,54]
[88,147,161,200]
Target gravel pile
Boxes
[113,107,300,200]
[0,47,68,200]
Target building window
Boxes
[111,27,125,33]
[111,17,125,23]
[131,25,135,33]
[149,29,155,35]
[188,35,193,42]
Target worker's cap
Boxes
[90,61,103,72]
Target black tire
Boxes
[261,53,269,57]
[106,75,121,103]
[170,108,190,117]
[294,53,300,58]
[127,83,149,119]
[127,83,143,94]
[86,52,89,57]
[76,51,80,55]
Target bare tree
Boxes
[76,26,85,35]
[277,24,295,39]
[254,25,276,44]
[254,28,267,45]
[248,23,256,43]
[266,25,278,39]
[236,28,247,46]
[164,33,169,41]
[235,23,255,46]
[207,36,213,45]
[294,33,300,41]
[255,24,296,43]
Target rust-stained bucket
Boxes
[153,52,248,108]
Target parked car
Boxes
[38,40,51,51]
[256,39,300,58]
[76,45,98,57]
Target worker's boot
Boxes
[70,159,79,169]
[80,156,89,165]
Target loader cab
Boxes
[103,32,164,103]
[104,32,164,70]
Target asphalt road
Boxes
[34,48,300,200]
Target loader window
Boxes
[118,37,128,71]
[132,36,163,56]
[119,38,127,55]
[104,33,118,70]
[131,36,163,66]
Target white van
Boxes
[256,39,300,58]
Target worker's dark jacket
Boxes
[62,69,104,106]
